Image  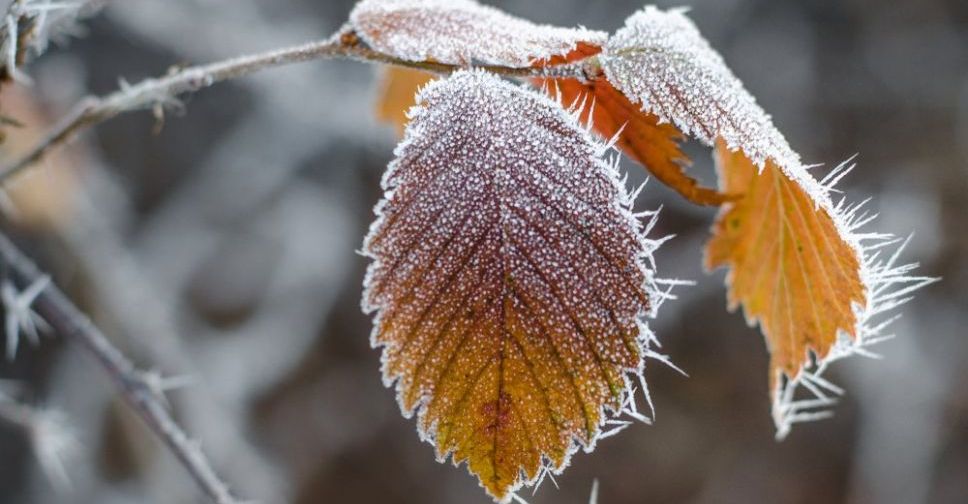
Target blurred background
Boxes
[0,0,964,503]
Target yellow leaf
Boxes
[364,71,658,502]
[600,7,932,435]
[705,141,866,400]
[375,66,437,137]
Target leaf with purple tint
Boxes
[362,70,662,501]
[349,0,607,67]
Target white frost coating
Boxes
[601,6,801,173]
[2,0,108,82]
[769,164,938,438]
[362,70,675,501]
[601,6,835,207]
[349,0,607,67]
[601,6,935,437]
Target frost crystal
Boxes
[770,175,938,438]
[362,70,668,501]
[2,0,108,82]
[2,275,51,360]
[0,393,79,490]
[600,7,935,437]
[349,0,607,67]
[602,6,800,174]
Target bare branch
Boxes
[0,232,242,504]
[0,27,592,182]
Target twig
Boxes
[1,0,110,82]
[0,27,591,182]
[0,232,241,504]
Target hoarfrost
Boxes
[2,0,108,82]
[350,0,607,67]
[770,191,938,439]
[601,6,935,436]
[602,6,801,174]
[362,70,670,501]
[1,275,51,360]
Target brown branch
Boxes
[0,27,591,183]
[0,232,241,504]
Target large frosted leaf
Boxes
[362,70,662,501]
[349,0,607,67]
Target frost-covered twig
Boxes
[0,26,591,182]
[0,232,242,504]
[2,273,50,359]
[1,0,109,82]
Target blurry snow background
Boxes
[0,0,965,503]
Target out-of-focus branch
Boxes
[1,0,110,82]
[0,390,78,490]
[0,27,592,182]
[0,232,242,504]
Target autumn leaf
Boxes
[349,0,607,67]
[540,77,732,206]
[374,66,437,136]
[705,142,865,398]
[602,6,933,436]
[363,70,661,501]
[706,143,936,436]
[600,6,802,172]
[357,0,609,162]
[355,2,732,205]
[372,41,598,139]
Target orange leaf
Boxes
[603,7,934,436]
[372,46,597,139]
[374,66,437,136]
[541,77,732,206]
[706,141,865,403]
[363,71,659,501]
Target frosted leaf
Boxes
[536,77,732,206]
[600,7,935,437]
[362,70,664,502]
[601,6,800,174]
[349,0,608,67]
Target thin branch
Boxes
[0,232,241,504]
[0,27,592,182]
